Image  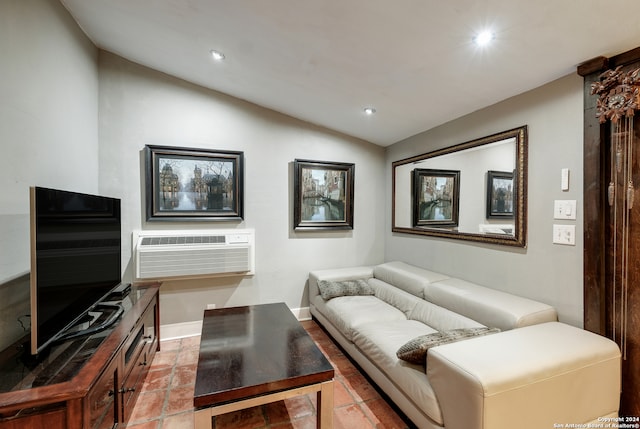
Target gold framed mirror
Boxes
[392,126,527,247]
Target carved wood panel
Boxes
[580,50,640,417]
[604,114,640,416]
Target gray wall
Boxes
[385,74,584,326]
[0,0,99,349]
[98,52,386,327]
[1,0,586,346]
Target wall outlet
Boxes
[553,224,576,245]
[206,304,216,310]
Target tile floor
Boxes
[124,320,415,429]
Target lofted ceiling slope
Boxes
[60,0,640,146]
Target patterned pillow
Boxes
[396,327,501,365]
[317,279,375,301]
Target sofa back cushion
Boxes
[373,261,449,298]
[409,299,486,332]
[423,278,558,331]
[371,278,420,317]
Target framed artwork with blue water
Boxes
[144,145,244,221]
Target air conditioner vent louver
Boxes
[133,229,254,280]
[140,235,226,246]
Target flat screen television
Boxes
[29,186,122,355]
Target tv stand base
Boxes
[107,282,132,301]
[0,284,160,429]
[54,303,124,343]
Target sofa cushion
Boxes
[396,327,501,365]
[352,319,445,424]
[319,295,407,341]
[373,261,449,298]
[408,299,485,332]
[371,278,421,317]
[317,279,375,300]
[424,278,558,331]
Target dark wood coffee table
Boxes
[193,302,334,428]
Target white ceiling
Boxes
[59,0,640,146]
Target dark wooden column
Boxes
[578,56,608,335]
[578,48,640,417]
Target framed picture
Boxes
[412,168,460,227]
[293,159,354,230]
[486,170,514,219]
[144,145,243,221]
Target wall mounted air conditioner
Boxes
[133,229,255,281]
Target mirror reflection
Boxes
[392,126,527,247]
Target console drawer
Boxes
[87,357,118,429]
[0,404,66,429]
[120,300,158,423]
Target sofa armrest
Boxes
[426,322,621,429]
[308,266,374,300]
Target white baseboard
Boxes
[159,306,311,342]
[291,306,311,321]
[160,320,202,341]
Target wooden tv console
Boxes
[0,284,160,429]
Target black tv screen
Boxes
[29,186,121,355]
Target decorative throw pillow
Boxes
[317,279,375,300]
[396,327,501,365]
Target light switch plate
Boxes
[554,200,577,220]
[561,168,570,191]
[553,224,576,245]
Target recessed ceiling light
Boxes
[472,30,495,47]
[363,107,376,115]
[210,50,225,60]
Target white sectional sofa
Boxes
[308,261,621,429]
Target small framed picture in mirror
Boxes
[486,170,514,219]
[412,168,460,227]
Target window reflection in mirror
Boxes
[392,126,527,247]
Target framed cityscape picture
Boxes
[486,170,514,219]
[293,159,354,231]
[144,145,244,221]
[412,168,460,227]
